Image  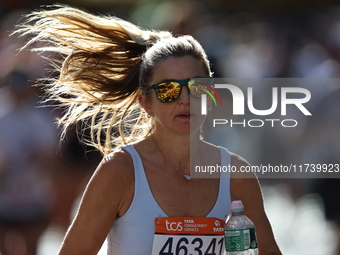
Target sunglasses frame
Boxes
[145,77,212,103]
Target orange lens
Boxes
[156,82,181,102]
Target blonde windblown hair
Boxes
[14,5,211,156]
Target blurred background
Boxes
[0,0,340,254]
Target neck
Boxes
[151,130,202,176]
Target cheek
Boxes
[190,98,203,114]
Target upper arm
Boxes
[58,149,134,255]
[230,154,282,255]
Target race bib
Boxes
[151,217,226,255]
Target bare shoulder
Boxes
[91,146,134,190]
[229,152,261,208]
[98,147,134,178]
[229,152,256,179]
[85,147,134,216]
[230,151,250,168]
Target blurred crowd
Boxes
[0,0,340,254]
[0,7,101,254]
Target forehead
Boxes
[149,56,207,85]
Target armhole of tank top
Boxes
[117,144,147,219]
[120,144,169,219]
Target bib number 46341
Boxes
[155,236,224,255]
[152,217,226,255]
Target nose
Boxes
[178,86,190,104]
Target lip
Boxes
[176,111,194,119]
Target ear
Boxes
[138,94,153,116]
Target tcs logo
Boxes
[165,220,183,231]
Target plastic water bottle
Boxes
[224,200,258,255]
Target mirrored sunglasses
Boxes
[145,78,212,103]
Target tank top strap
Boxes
[120,144,150,191]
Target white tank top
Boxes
[106,144,231,254]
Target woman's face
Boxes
[140,55,208,136]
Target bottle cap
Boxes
[231,200,244,212]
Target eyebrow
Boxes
[156,79,178,83]
[152,76,208,84]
